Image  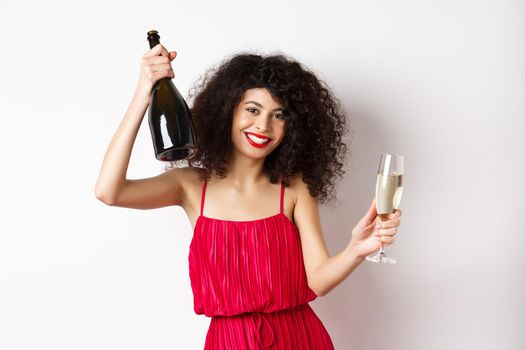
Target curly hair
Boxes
[165,51,353,204]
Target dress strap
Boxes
[279,176,284,215]
[200,175,207,217]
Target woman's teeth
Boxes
[246,133,270,144]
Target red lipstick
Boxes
[244,132,271,149]
[245,132,271,140]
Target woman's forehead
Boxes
[241,88,283,109]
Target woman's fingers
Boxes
[376,235,396,245]
[374,212,401,238]
[134,45,177,100]
[376,218,401,229]
[147,52,176,64]
[373,209,401,244]
[143,51,176,73]
[375,226,398,237]
[141,52,175,78]
[143,43,169,58]
[147,55,171,65]
[148,63,173,73]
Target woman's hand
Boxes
[348,198,402,259]
[134,43,177,102]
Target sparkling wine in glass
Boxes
[366,153,403,264]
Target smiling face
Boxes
[230,88,286,160]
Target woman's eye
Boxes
[246,108,283,120]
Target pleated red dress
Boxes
[188,176,335,349]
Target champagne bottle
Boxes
[146,30,197,161]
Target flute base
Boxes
[366,250,397,264]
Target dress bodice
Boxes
[188,176,317,317]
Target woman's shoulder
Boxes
[285,172,309,204]
[287,172,316,204]
[176,166,207,184]
[169,166,207,212]
[162,166,206,197]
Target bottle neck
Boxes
[147,30,161,49]
[146,32,169,86]
[148,37,160,49]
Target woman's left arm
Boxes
[294,180,402,297]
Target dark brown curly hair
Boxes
[166,51,353,204]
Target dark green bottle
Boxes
[146,30,197,161]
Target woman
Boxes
[95,43,402,349]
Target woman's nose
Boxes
[255,115,271,131]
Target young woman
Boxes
[95,43,402,349]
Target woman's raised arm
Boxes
[94,43,184,209]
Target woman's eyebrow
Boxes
[244,101,284,112]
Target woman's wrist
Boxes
[132,88,151,105]
[346,241,366,262]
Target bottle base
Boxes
[157,147,196,161]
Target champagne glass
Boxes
[366,153,404,264]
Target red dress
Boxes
[188,176,335,349]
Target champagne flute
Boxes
[366,153,403,264]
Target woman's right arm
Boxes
[94,43,184,210]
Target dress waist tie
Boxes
[251,312,275,348]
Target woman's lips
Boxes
[244,132,271,149]
[246,132,271,140]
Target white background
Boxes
[1,0,523,349]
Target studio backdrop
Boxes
[0,0,523,349]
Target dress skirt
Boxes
[204,303,334,349]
